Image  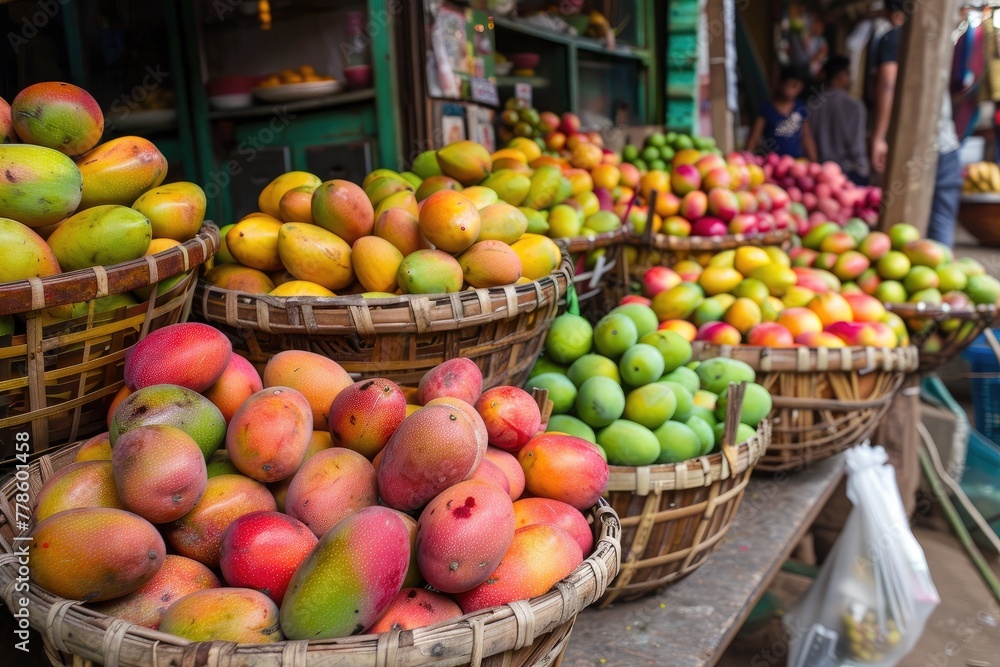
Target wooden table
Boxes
[562,453,847,667]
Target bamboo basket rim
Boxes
[197,252,574,336]
[606,420,769,495]
[691,342,920,374]
[557,228,626,253]
[0,441,622,667]
[884,301,998,322]
[0,226,220,317]
[623,227,793,252]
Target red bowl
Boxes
[508,53,540,70]
[344,65,373,89]
[207,75,265,96]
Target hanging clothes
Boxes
[952,15,985,141]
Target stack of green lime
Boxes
[620,131,720,173]
[527,305,771,467]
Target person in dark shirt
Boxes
[811,55,870,184]
[746,67,819,161]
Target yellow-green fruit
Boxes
[226,214,284,272]
[522,165,562,210]
[48,205,151,271]
[276,222,354,290]
[397,249,464,294]
[76,136,167,209]
[412,150,442,179]
[436,140,492,185]
[481,170,531,206]
[353,235,404,293]
[458,240,522,288]
[414,175,463,201]
[374,190,419,219]
[215,224,237,264]
[460,185,499,210]
[258,171,321,218]
[132,182,206,242]
[0,217,62,281]
[364,175,414,208]
[0,144,83,226]
[270,281,336,297]
[159,588,283,643]
[547,204,582,238]
[362,169,404,189]
[477,202,528,244]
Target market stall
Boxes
[1,1,998,666]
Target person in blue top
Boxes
[746,67,818,161]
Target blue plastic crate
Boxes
[959,430,1000,541]
[962,331,1000,444]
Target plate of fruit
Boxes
[253,66,343,102]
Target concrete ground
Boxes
[718,515,1000,667]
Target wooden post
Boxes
[706,0,735,153]
[878,0,958,232]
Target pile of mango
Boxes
[525,308,770,467]
[0,81,207,333]
[626,221,1000,351]
[206,140,585,298]
[28,322,610,642]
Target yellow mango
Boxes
[276,222,353,290]
[226,214,283,271]
[458,241,522,288]
[203,264,275,294]
[132,182,206,242]
[0,217,61,281]
[48,205,151,271]
[257,171,321,218]
[76,136,167,209]
[352,236,404,293]
[510,233,562,281]
[270,280,336,297]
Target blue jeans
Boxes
[929,149,962,248]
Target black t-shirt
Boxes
[876,27,902,65]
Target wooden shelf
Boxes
[493,16,650,63]
[207,88,376,121]
[495,75,550,88]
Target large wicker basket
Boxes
[195,253,573,388]
[691,344,919,472]
[884,301,998,372]
[0,227,219,462]
[0,440,621,667]
[600,419,769,605]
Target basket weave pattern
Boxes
[561,231,625,320]
[0,440,621,667]
[195,255,573,388]
[884,302,998,372]
[0,228,218,460]
[692,345,919,472]
[599,420,769,605]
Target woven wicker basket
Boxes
[599,416,769,606]
[195,253,573,388]
[884,302,999,372]
[0,227,219,462]
[691,344,919,472]
[562,231,624,320]
[0,439,621,667]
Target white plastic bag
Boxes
[785,444,939,667]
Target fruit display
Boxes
[620,131,719,174]
[25,322,611,643]
[526,308,770,467]
[206,138,628,298]
[0,81,208,330]
[621,147,798,240]
[624,221,1000,350]
[258,65,336,87]
[963,161,1000,194]
[755,152,882,226]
